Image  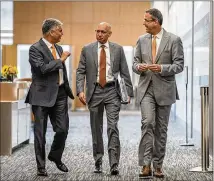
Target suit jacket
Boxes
[76,41,134,103]
[132,29,184,106]
[25,38,74,107]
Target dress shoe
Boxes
[48,156,68,172]
[110,164,119,175]
[139,165,152,178]
[94,159,102,173]
[37,168,48,176]
[154,168,164,178]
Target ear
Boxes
[108,31,112,37]
[49,29,54,36]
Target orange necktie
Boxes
[152,35,157,63]
[51,45,57,59]
[51,45,62,84]
[99,45,106,87]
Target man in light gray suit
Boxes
[76,22,133,175]
[132,8,184,178]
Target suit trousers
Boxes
[138,81,171,168]
[32,85,69,169]
[88,83,121,167]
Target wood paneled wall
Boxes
[4,1,151,109]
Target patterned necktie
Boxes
[99,45,106,87]
[152,35,157,64]
[51,45,57,59]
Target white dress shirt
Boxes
[97,41,114,82]
[42,38,64,85]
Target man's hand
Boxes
[137,63,148,72]
[127,96,131,104]
[60,51,71,62]
[78,92,86,105]
[148,64,161,72]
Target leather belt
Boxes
[95,81,115,87]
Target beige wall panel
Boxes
[14,2,45,24]
[119,2,150,24]
[14,23,42,44]
[2,45,17,66]
[44,2,72,24]
[70,24,95,45]
[70,2,93,23]
[92,2,120,24]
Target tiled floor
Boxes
[0,111,213,181]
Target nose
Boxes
[97,32,102,36]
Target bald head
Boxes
[98,22,112,33]
[95,22,112,44]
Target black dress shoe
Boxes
[48,156,68,172]
[110,164,119,175]
[37,168,48,176]
[94,159,102,173]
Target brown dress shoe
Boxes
[154,168,164,178]
[139,165,152,178]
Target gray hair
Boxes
[146,8,163,26]
[42,18,63,35]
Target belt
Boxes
[95,81,115,87]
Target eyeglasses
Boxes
[144,19,155,23]
[95,30,108,34]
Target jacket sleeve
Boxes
[159,37,184,76]
[76,47,86,96]
[29,45,63,75]
[132,38,143,75]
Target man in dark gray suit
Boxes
[76,22,133,175]
[133,8,184,178]
[25,18,74,176]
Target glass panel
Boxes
[61,45,72,82]
[168,2,193,133]
[123,46,134,81]
[17,45,32,79]
[192,1,210,132]
[0,1,13,45]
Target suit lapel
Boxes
[147,35,152,62]
[155,30,169,63]
[92,42,98,70]
[39,38,53,61]
[109,42,114,70]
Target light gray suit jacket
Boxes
[76,41,134,103]
[132,29,184,106]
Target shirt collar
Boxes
[98,41,109,48]
[42,38,53,49]
[153,28,163,39]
